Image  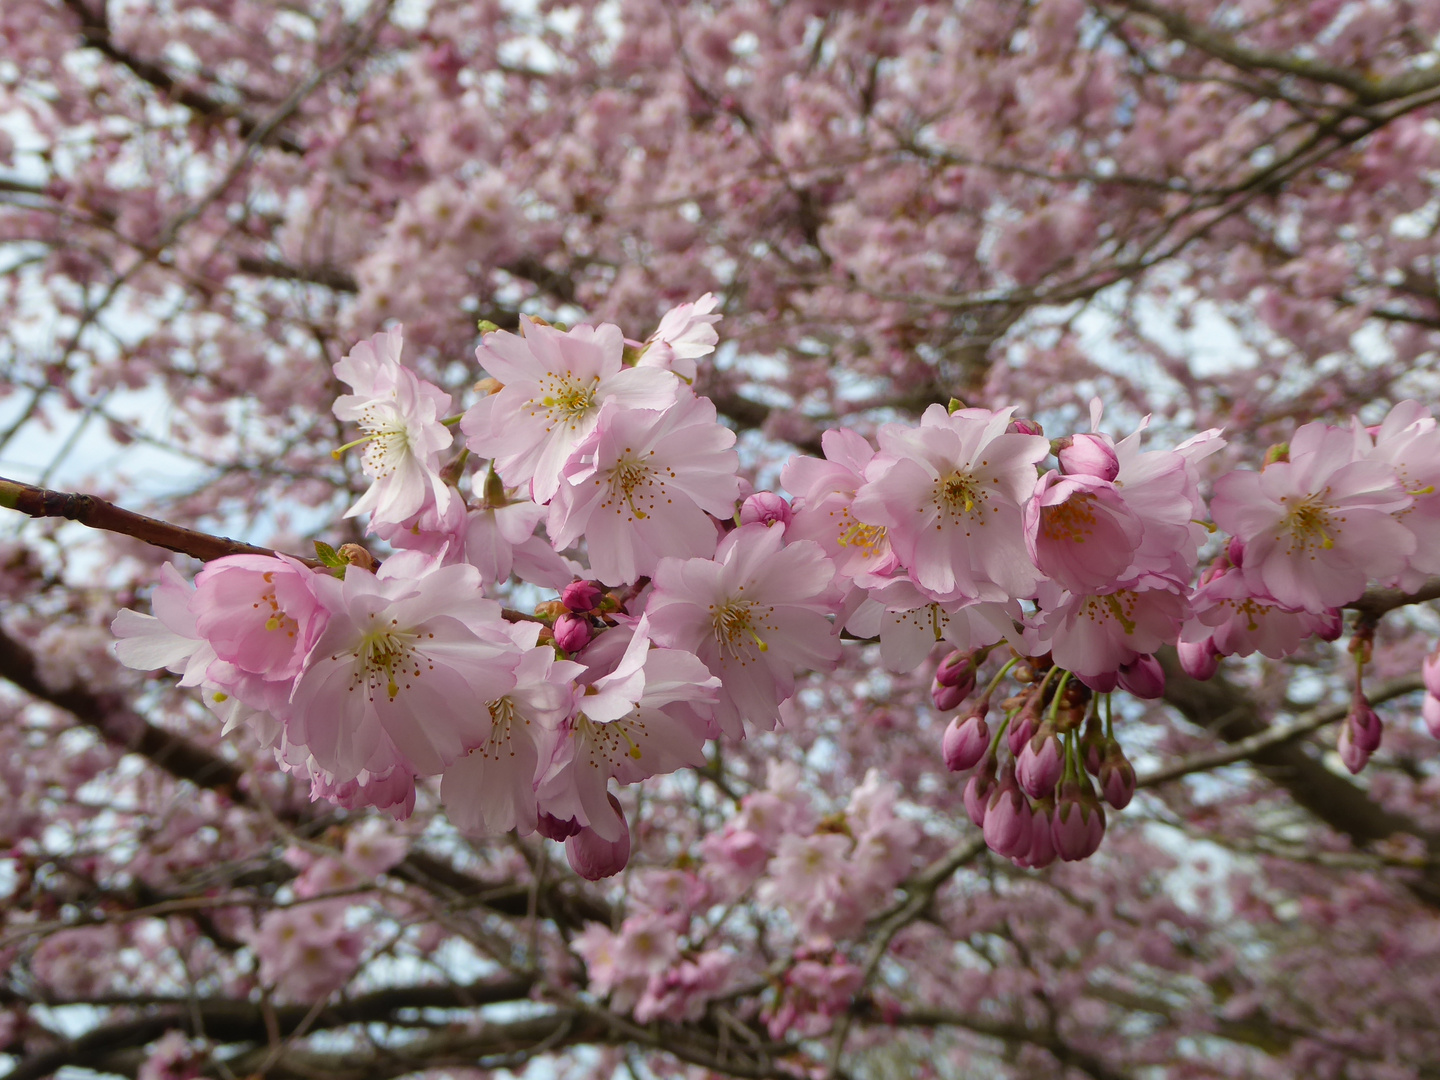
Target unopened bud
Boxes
[553,613,592,653]
[1098,742,1136,809]
[739,491,793,529]
[1052,777,1105,861]
[1347,695,1383,754]
[1056,432,1119,482]
[943,714,989,772]
[1178,638,1221,681]
[1016,728,1063,798]
[1016,798,1057,869]
[932,677,968,712]
[983,772,1033,858]
[1262,442,1289,466]
[963,757,998,828]
[938,650,981,691]
[1008,417,1044,437]
[1336,722,1370,775]
[338,544,378,572]
[561,580,606,614]
[1117,654,1165,699]
[566,821,632,881]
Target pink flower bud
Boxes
[1076,668,1119,694]
[1424,693,1440,739]
[983,774,1033,858]
[1315,609,1344,642]
[931,677,968,712]
[1052,778,1105,861]
[1056,433,1119,482]
[1424,649,1440,699]
[1177,638,1221,681]
[1007,707,1038,757]
[739,491,793,528]
[536,813,583,841]
[943,714,989,772]
[1098,743,1136,810]
[1336,722,1370,775]
[565,796,631,880]
[1080,717,1105,776]
[553,612,593,653]
[1016,799,1057,869]
[561,580,605,613]
[1347,696,1383,754]
[1226,535,1246,567]
[935,650,978,690]
[1008,417,1044,436]
[1117,654,1165,699]
[1016,730,1063,799]
[964,760,997,828]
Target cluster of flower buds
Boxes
[937,650,1135,866]
[111,297,1440,872]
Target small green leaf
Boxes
[313,540,346,568]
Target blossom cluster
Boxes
[112,301,1440,873]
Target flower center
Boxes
[537,374,599,427]
[1041,493,1098,543]
[602,454,660,520]
[710,597,771,656]
[1283,497,1334,550]
[835,507,887,558]
[349,619,426,701]
[934,470,986,518]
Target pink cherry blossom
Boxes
[1024,471,1145,594]
[647,522,841,737]
[288,562,520,783]
[462,317,679,503]
[852,405,1048,600]
[782,427,897,586]
[190,554,328,681]
[636,292,722,382]
[1211,420,1414,610]
[332,326,456,527]
[548,394,740,585]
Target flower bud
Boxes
[1117,654,1165,699]
[553,613,593,653]
[1226,534,1246,567]
[931,677,968,712]
[1177,638,1221,681]
[565,795,631,880]
[1016,799,1057,869]
[536,813,583,841]
[963,758,997,829]
[1076,668,1119,694]
[1424,693,1440,740]
[935,650,978,691]
[943,714,990,772]
[1056,432,1119,482]
[1098,742,1136,810]
[739,492,793,529]
[1347,695,1383,753]
[1080,715,1105,776]
[1016,728,1063,799]
[1052,778,1105,861]
[1336,722,1370,775]
[561,580,605,614]
[1007,703,1039,757]
[1008,417,1044,436]
[1314,609,1344,642]
[983,771,1033,858]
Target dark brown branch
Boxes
[0,475,301,565]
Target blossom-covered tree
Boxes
[5,2,1440,1078]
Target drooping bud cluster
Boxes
[110,300,1440,880]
